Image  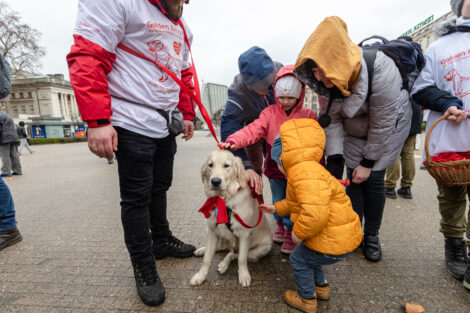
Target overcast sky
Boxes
[5,0,451,87]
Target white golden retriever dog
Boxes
[190,150,272,287]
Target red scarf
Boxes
[198,196,229,224]
[148,0,179,24]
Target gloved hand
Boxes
[326,154,345,179]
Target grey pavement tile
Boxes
[1,135,469,312]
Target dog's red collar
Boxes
[198,183,263,229]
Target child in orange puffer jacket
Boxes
[260,118,362,313]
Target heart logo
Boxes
[173,41,182,55]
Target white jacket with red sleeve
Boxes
[66,0,195,138]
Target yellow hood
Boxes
[294,16,361,97]
[279,119,325,172]
[274,118,363,255]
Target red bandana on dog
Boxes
[198,196,229,224]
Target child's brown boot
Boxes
[315,282,330,300]
[283,290,317,313]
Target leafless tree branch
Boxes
[0,1,46,74]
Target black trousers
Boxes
[115,127,176,264]
[346,168,386,236]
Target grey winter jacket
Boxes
[322,51,412,171]
[0,111,20,144]
[17,125,28,139]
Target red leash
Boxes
[117,21,221,148]
[232,183,263,229]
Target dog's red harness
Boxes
[198,184,263,229]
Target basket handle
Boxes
[424,112,470,164]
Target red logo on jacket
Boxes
[444,69,470,98]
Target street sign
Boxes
[401,15,434,37]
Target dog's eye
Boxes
[224,164,230,168]
[208,163,213,168]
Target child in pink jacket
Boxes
[218,64,317,253]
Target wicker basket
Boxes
[424,113,470,186]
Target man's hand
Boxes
[218,142,237,150]
[445,106,468,123]
[87,125,117,159]
[291,231,302,245]
[246,168,263,194]
[352,165,371,184]
[259,203,275,214]
[182,120,194,141]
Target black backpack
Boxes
[358,35,425,100]
[0,53,11,100]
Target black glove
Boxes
[326,154,345,179]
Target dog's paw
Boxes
[217,260,230,275]
[194,247,205,257]
[238,271,251,287]
[190,272,207,286]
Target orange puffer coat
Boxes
[274,118,363,255]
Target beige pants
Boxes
[385,135,416,189]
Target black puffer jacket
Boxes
[409,98,422,136]
[0,111,20,144]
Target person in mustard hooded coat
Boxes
[260,118,362,313]
[293,17,411,263]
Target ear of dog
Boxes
[234,157,249,189]
[201,156,210,183]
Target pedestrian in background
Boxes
[385,98,422,199]
[16,121,34,155]
[0,110,22,177]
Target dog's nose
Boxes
[211,177,222,186]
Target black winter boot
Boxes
[0,227,22,251]
[397,187,413,199]
[444,237,468,280]
[363,235,382,262]
[385,188,397,199]
[153,235,195,260]
[133,257,165,306]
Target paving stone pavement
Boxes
[0,132,469,313]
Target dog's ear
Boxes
[201,156,210,183]
[234,157,249,189]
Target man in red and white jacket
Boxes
[67,0,196,306]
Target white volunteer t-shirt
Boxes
[412,17,470,157]
[73,0,192,138]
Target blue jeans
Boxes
[346,168,386,236]
[269,178,293,230]
[0,177,16,231]
[290,243,350,299]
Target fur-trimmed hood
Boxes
[433,16,457,38]
[433,16,470,38]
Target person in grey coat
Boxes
[17,121,34,155]
[0,110,22,177]
[294,17,411,262]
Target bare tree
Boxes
[0,2,46,74]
